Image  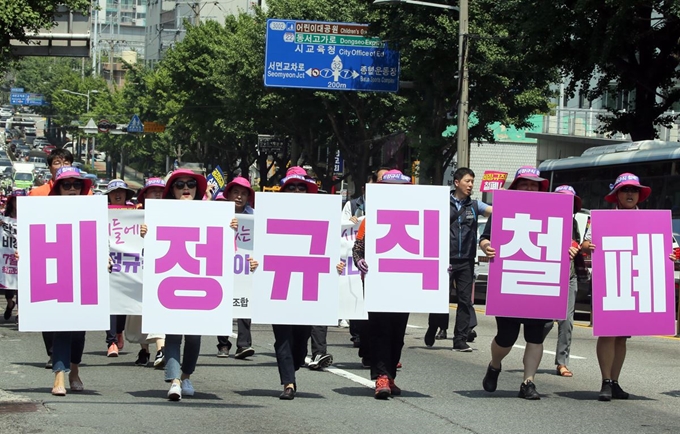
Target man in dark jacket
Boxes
[424,168,492,352]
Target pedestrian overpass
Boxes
[9,6,90,57]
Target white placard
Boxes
[364,184,450,313]
[0,217,18,289]
[233,214,254,318]
[252,192,341,325]
[339,220,368,319]
[109,209,144,314]
[17,196,110,331]
[142,200,235,335]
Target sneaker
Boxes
[467,329,477,343]
[374,375,391,400]
[181,379,195,397]
[388,379,401,396]
[453,342,473,352]
[518,380,541,400]
[234,347,255,360]
[45,356,53,370]
[424,325,436,347]
[435,329,447,340]
[396,361,402,369]
[153,348,165,369]
[107,343,119,357]
[116,333,124,351]
[135,349,150,366]
[216,347,230,358]
[599,379,613,401]
[482,363,501,392]
[338,319,350,328]
[308,354,333,370]
[611,381,629,399]
[361,357,371,369]
[167,381,182,401]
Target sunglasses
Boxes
[286,183,308,192]
[60,180,83,191]
[620,186,640,193]
[173,180,197,189]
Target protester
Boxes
[581,173,675,401]
[127,177,167,367]
[28,149,76,197]
[46,167,95,396]
[425,168,491,351]
[2,190,24,322]
[214,177,257,360]
[543,185,583,377]
[104,179,137,357]
[271,166,326,400]
[352,169,413,399]
[479,166,572,400]
[158,169,208,401]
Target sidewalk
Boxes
[93,161,145,189]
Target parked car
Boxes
[43,145,56,154]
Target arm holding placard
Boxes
[478,215,496,258]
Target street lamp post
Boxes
[373,0,470,168]
[61,89,100,112]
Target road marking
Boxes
[325,366,375,388]
[406,324,423,329]
[304,356,374,389]
[513,344,586,360]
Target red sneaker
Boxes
[107,343,119,357]
[374,375,391,400]
[389,379,401,396]
[116,333,124,351]
[396,361,402,369]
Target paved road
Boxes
[1,306,679,434]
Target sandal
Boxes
[556,364,573,377]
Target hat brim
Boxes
[508,176,549,192]
[225,181,255,207]
[163,171,208,199]
[604,184,651,203]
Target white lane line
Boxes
[304,356,374,388]
[406,324,424,329]
[325,366,375,388]
[513,344,586,360]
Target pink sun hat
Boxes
[162,169,208,200]
[508,166,549,192]
[224,176,255,207]
[604,173,651,203]
[379,169,411,184]
[554,185,582,212]
[138,177,166,206]
[280,166,318,193]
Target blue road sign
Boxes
[127,114,144,133]
[26,94,44,106]
[10,88,24,93]
[264,19,400,92]
[333,150,344,175]
[10,93,29,105]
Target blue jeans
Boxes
[52,331,86,373]
[164,334,201,381]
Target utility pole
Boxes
[456,0,469,169]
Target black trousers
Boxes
[355,319,371,360]
[272,324,312,385]
[106,315,126,347]
[216,319,253,350]
[368,311,409,380]
[42,332,54,356]
[310,326,327,357]
[428,258,475,344]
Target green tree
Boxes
[482,0,680,140]
[0,0,90,73]
[367,0,558,183]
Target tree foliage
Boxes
[482,0,680,140]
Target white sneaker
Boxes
[167,382,182,401]
[338,319,350,328]
[181,379,195,397]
